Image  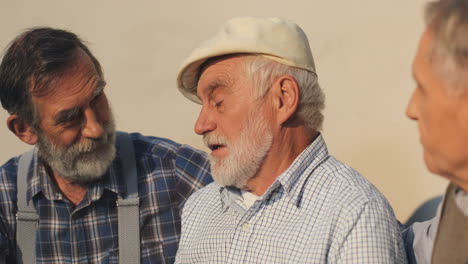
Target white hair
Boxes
[242,55,325,131]
[425,0,468,91]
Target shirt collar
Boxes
[275,133,329,206]
[219,133,329,210]
[27,148,52,202]
[27,147,126,203]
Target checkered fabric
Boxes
[176,134,407,263]
[0,132,212,264]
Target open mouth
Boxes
[209,144,225,151]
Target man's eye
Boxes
[61,117,81,126]
[416,84,425,95]
[215,100,223,107]
[56,111,83,126]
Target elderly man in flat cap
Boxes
[175,17,407,263]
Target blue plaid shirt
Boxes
[0,132,212,264]
[176,135,407,263]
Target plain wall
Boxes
[0,0,447,221]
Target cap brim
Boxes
[177,52,315,105]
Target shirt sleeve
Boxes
[0,159,17,263]
[334,201,408,264]
[174,145,213,208]
[0,221,8,258]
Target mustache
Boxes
[51,124,115,154]
[73,137,105,153]
[203,133,229,147]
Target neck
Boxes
[48,168,87,206]
[439,164,468,193]
[450,177,468,193]
[245,128,317,196]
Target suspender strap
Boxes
[16,149,38,264]
[116,132,140,264]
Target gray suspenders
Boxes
[16,148,37,264]
[16,131,140,264]
[115,132,140,264]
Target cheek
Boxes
[419,107,459,159]
[217,120,243,143]
[44,129,81,148]
[416,102,434,135]
[38,118,78,146]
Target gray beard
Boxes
[36,121,117,184]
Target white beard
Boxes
[203,106,273,188]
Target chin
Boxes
[423,152,452,180]
[424,151,438,173]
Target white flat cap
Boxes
[177,16,316,104]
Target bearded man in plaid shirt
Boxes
[0,27,212,263]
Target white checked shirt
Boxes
[176,135,407,263]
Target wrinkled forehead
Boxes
[413,30,434,73]
[31,48,101,99]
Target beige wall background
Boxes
[0,0,447,221]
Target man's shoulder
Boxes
[0,155,21,186]
[305,155,393,211]
[183,183,219,208]
[0,156,19,172]
[308,156,405,262]
[126,132,181,156]
[0,156,20,225]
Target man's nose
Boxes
[81,108,105,139]
[194,106,216,135]
[406,90,419,121]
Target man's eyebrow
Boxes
[54,80,106,125]
[207,82,221,95]
[54,107,82,125]
[92,80,106,98]
[198,81,217,99]
[204,78,229,97]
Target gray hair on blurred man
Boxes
[175,16,407,263]
[405,0,468,263]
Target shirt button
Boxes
[242,223,250,232]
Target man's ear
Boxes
[7,114,38,145]
[271,75,300,125]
